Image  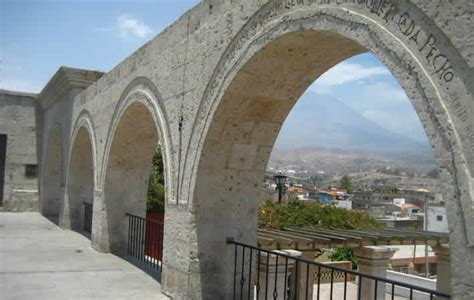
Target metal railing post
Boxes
[125,213,164,278]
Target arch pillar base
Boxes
[161,205,199,299]
[162,202,257,299]
[59,193,71,230]
[91,190,110,253]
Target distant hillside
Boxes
[269,147,436,176]
[273,91,433,157]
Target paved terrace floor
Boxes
[317,282,407,299]
[0,212,167,300]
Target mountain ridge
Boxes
[273,91,432,157]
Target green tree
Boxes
[258,200,380,230]
[258,200,381,268]
[147,148,165,213]
[339,175,354,193]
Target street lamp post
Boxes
[274,173,288,204]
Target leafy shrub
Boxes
[258,200,382,269]
[147,148,165,213]
[258,200,381,230]
[328,248,357,269]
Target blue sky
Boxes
[1,0,199,91]
[0,0,429,145]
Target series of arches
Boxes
[41,79,172,259]
[187,10,473,298]
[37,2,473,298]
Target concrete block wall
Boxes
[0,90,39,211]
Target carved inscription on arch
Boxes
[211,0,472,152]
[397,12,454,83]
[199,0,473,175]
[226,0,458,84]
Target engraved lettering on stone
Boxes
[452,97,469,123]
[397,13,454,83]
[464,125,474,151]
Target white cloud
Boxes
[117,15,152,39]
[304,60,426,142]
[360,81,408,104]
[0,79,43,93]
[344,80,426,141]
[362,109,427,142]
[95,15,153,40]
[352,81,426,141]
[310,62,390,93]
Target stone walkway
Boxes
[0,212,167,300]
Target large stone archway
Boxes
[161,2,474,299]
[40,127,63,224]
[64,124,95,235]
[102,101,160,255]
[28,1,473,299]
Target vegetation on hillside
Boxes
[339,175,354,193]
[147,148,165,213]
[426,168,440,179]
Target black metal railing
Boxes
[126,213,164,278]
[228,239,450,300]
[83,202,93,233]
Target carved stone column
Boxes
[432,244,451,296]
[90,190,109,252]
[354,246,397,300]
[259,249,301,300]
[295,250,316,300]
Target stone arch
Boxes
[41,126,63,224]
[100,78,171,255]
[100,77,173,205]
[178,3,473,298]
[64,111,97,235]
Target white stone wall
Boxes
[386,270,437,299]
[0,90,39,211]
[427,205,449,233]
